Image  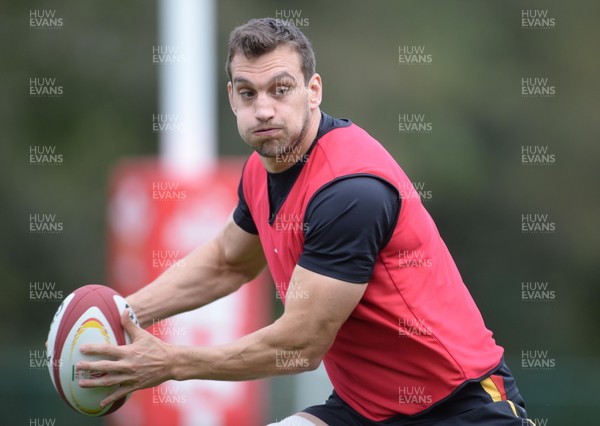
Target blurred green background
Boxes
[1,0,599,424]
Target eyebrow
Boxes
[232,72,298,87]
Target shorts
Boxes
[303,359,534,425]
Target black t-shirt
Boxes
[233,113,400,283]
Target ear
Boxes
[307,73,322,111]
[227,81,237,115]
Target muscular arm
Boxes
[77,178,391,405]
[171,265,367,381]
[78,265,366,407]
[127,214,266,328]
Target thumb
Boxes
[121,308,141,339]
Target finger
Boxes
[77,358,126,374]
[121,309,141,338]
[80,343,124,358]
[79,372,134,389]
[100,384,135,408]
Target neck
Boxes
[260,109,321,173]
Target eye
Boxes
[274,86,290,97]
[238,89,255,99]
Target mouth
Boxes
[253,127,281,137]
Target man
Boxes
[78,18,533,425]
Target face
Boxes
[228,45,321,159]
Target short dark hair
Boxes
[225,18,316,85]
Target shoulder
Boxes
[309,176,399,212]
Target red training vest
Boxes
[242,123,503,420]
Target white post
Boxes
[158,0,217,177]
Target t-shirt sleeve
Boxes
[298,176,400,283]
[232,174,259,235]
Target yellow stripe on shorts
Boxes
[480,377,503,402]
[480,377,522,419]
[506,400,518,417]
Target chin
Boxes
[252,140,281,158]
[256,147,279,158]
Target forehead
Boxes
[230,45,303,84]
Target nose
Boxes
[254,93,275,122]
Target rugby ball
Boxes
[46,284,139,416]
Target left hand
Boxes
[77,309,174,408]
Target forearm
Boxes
[127,239,255,329]
[169,315,326,382]
[164,265,362,383]
[78,266,364,408]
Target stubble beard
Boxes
[254,106,312,159]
